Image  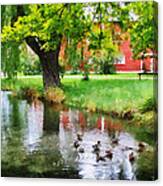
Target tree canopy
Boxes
[1,1,158,87]
[2,4,91,51]
[126,1,158,58]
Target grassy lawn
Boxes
[1,74,154,112]
[62,78,153,112]
[13,73,154,80]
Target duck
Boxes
[138,142,146,148]
[78,147,85,153]
[96,152,106,162]
[73,140,80,149]
[77,133,83,141]
[97,140,101,146]
[129,152,135,164]
[105,150,113,160]
[137,142,146,153]
[92,144,100,153]
[112,138,119,145]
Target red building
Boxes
[109,22,157,73]
[114,39,157,73]
[59,23,158,73]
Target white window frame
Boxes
[114,55,125,64]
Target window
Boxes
[114,55,125,64]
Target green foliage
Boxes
[125,1,158,58]
[140,97,157,113]
[19,43,41,75]
[1,6,21,78]
[1,42,21,79]
[1,77,43,91]
[92,49,117,74]
[1,3,93,81]
[65,43,82,74]
[1,2,158,81]
[2,4,92,51]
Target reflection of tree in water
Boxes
[43,102,59,134]
[1,95,27,176]
[23,102,80,178]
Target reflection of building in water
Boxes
[26,100,43,151]
[59,109,78,165]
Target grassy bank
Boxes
[1,75,154,113]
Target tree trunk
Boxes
[14,6,62,89]
[39,48,61,89]
[26,36,61,89]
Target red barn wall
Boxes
[115,40,141,72]
[115,40,157,73]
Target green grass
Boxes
[1,77,43,92]
[62,78,153,112]
[1,75,154,112]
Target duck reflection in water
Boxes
[77,133,83,141]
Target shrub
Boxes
[45,87,65,104]
[87,101,96,112]
[20,87,40,101]
[140,97,157,113]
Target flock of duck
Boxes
[73,133,146,164]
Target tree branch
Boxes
[25,36,43,56]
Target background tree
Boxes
[20,42,41,75]
[1,5,21,79]
[88,2,119,74]
[119,1,158,58]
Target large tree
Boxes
[2,4,91,88]
[2,1,157,88]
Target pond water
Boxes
[1,91,148,180]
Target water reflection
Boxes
[1,91,139,179]
[1,92,27,170]
[26,100,43,151]
[43,102,59,134]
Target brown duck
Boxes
[96,152,106,162]
[74,140,80,149]
[105,150,113,160]
[137,142,146,153]
[129,152,135,164]
[92,144,100,153]
[77,133,83,141]
[78,147,85,153]
[112,138,119,145]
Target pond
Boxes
[1,91,154,180]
